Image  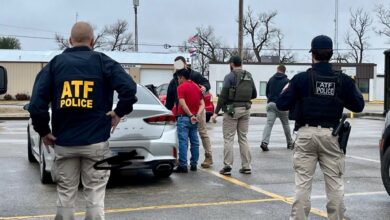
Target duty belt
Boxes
[301,122,337,129]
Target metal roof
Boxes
[0,49,190,64]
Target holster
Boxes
[227,104,235,116]
[338,122,351,154]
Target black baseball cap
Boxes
[229,55,242,65]
[309,35,333,52]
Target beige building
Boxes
[0,50,190,97]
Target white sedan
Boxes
[26,85,178,184]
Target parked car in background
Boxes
[380,112,390,196]
[156,83,215,122]
[27,85,178,184]
[0,66,7,95]
[156,83,168,105]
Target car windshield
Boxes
[114,85,159,105]
[158,84,168,96]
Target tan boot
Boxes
[201,153,213,168]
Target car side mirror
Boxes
[23,103,30,111]
[0,66,7,95]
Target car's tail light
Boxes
[380,136,384,152]
[144,114,176,125]
[173,147,177,159]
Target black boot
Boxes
[260,142,269,151]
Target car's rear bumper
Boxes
[108,125,177,169]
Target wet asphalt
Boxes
[0,117,389,220]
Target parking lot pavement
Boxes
[0,117,389,220]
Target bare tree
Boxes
[375,4,390,41]
[333,53,351,63]
[272,29,295,63]
[54,20,133,51]
[227,44,256,63]
[54,34,69,50]
[184,26,230,75]
[241,44,257,63]
[194,26,222,62]
[55,29,105,50]
[102,20,134,51]
[243,7,278,63]
[92,30,107,50]
[344,8,372,63]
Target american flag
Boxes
[187,34,198,43]
[188,47,197,56]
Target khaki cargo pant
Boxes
[197,108,212,155]
[222,107,251,169]
[51,141,111,220]
[290,126,345,220]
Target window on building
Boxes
[216,81,224,96]
[259,81,267,96]
[356,79,369,93]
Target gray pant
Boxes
[261,102,293,145]
[51,141,111,220]
[222,107,251,169]
[290,126,345,220]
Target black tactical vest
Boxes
[300,68,344,127]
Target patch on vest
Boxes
[315,81,335,96]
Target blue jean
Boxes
[177,116,199,167]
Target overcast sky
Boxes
[0,0,389,72]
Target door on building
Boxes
[140,69,172,86]
[355,78,369,101]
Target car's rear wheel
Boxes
[40,144,53,184]
[153,163,173,178]
[27,127,37,163]
[381,148,390,196]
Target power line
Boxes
[1,34,54,40]
[0,33,388,51]
[0,23,67,35]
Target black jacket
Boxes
[29,46,137,146]
[266,72,289,103]
[165,68,210,110]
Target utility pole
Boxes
[334,0,339,62]
[238,0,244,58]
[133,0,139,52]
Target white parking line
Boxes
[0,132,26,135]
[347,155,380,163]
[310,191,387,199]
[0,139,26,143]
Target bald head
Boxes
[69,21,94,48]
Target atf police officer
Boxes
[276,35,364,220]
[29,22,137,220]
[212,55,257,175]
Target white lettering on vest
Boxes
[315,81,335,96]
